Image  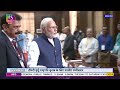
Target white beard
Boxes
[53,34,58,38]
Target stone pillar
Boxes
[17,12,35,35]
[109,11,114,36]
[94,11,103,38]
[87,11,92,28]
[61,17,65,29]
[69,11,77,35]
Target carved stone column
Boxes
[69,11,77,35]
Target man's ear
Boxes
[42,28,46,33]
[2,24,9,30]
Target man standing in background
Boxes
[97,26,113,67]
[78,28,98,67]
[62,26,76,60]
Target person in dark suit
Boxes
[62,26,76,60]
[0,12,27,77]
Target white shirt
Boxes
[78,37,98,56]
[78,37,99,63]
[56,33,67,41]
[56,33,67,51]
[27,38,68,67]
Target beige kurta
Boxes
[78,37,99,63]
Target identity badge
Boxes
[19,60,25,68]
[101,45,105,50]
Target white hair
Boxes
[40,17,53,31]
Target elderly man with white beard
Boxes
[27,17,67,68]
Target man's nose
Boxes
[54,28,57,31]
[15,29,20,33]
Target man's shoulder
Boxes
[107,34,113,38]
[0,34,6,45]
[97,34,102,39]
[93,37,98,41]
[82,37,86,40]
[33,36,42,42]
[68,34,75,38]
[0,31,5,39]
[98,34,102,37]
[0,30,3,35]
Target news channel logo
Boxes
[104,14,113,18]
[6,14,16,24]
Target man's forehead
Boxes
[48,22,57,27]
[87,28,92,31]
[48,20,55,24]
[102,27,107,30]
[11,21,21,26]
